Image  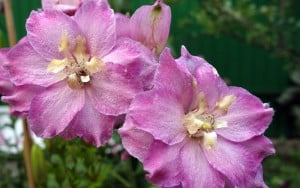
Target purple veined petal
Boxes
[59,96,114,147]
[119,116,154,161]
[0,48,14,95]
[180,141,225,188]
[203,136,275,187]
[26,9,81,60]
[130,0,171,55]
[7,40,61,87]
[74,0,116,58]
[215,86,274,142]
[144,141,183,187]
[2,84,43,117]
[86,62,143,116]
[154,48,194,111]
[127,88,186,145]
[115,13,131,38]
[28,81,85,138]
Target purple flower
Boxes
[119,47,275,187]
[116,0,171,56]
[7,0,151,147]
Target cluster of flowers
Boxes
[0,0,275,187]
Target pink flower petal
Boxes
[26,10,80,60]
[154,49,194,111]
[144,141,183,187]
[42,0,82,15]
[29,81,85,138]
[74,0,115,57]
[180,141,225,188]
[225,165,268,188]
[119,116,154,161]
[193,63,228,109]
[216,87,274,142]
[203,136,274,186]
[103,37,157,90]
[2,85,43,117]
[59,96,114,147]
[86,63,142,116]
[115,13,130,38]
[0,48,14,95]
[128,89,186,145]
[7,41,60,87]
[177,46,216,77]
[103,37,155,66]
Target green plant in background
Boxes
[31,134,151,188]
[194,0,300,65]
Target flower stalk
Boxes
[3,1,35,187]
[3,0,17,46]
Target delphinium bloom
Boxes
[7,0,152,147]
[119,47,275,187]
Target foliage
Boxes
[264,142,300,188]
[194,0,300,65]
[34,135,152,188]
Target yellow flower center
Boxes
[183,92,236,149]
[47,32,105,89]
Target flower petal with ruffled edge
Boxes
[180,141,225,188]
[26,10,81,60]
[2,85,43,117]
[7,41,61,87]
[144,140,183,187]
[103,37,155,66]
[154,49,194,111]
[29,81,85,138]
[0,48,14,95]
[119,116,154,161]
[203,136,274,186]
[176,46,217,77]
[86,62,143,116]
[128,89,186,145]
[74,0,115,57]
[59,96,114,147]
[215,86,274,142]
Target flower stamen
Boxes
[47,32,105,89]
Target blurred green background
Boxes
[0,0,300,187]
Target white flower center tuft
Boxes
[47,32,105,89]
[183,92,236,150]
